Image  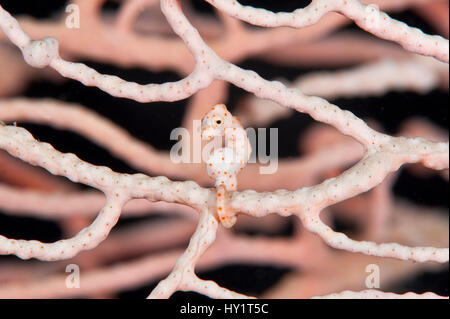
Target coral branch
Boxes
[0,0,447,299]
[205,0,449,62]
[313,289,448,299]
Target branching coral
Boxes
[0,0,448,299]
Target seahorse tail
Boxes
[216,185,236,228]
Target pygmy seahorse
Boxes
[201,104,252,228]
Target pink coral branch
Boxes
[0,0,448,299]
[1,123,447,264]
[205,0,449,62]
[313,289,448,299]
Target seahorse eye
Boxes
[216,120,222,125]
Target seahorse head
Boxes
[200,104,233,140]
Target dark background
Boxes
[0,0,448,298]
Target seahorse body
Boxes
[201,104,251,228]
